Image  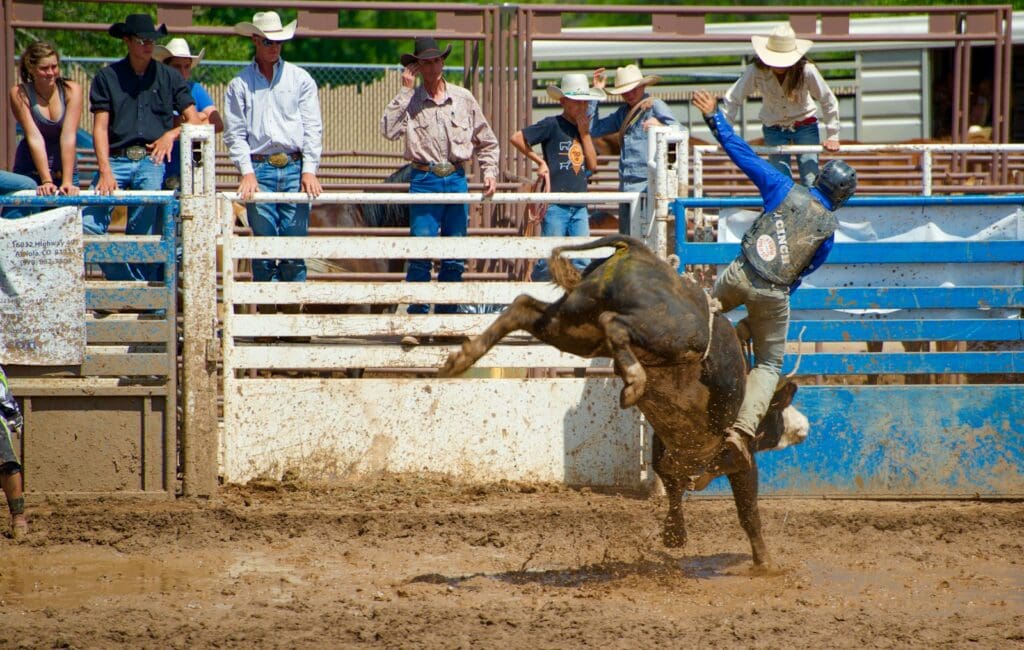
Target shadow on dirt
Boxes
[409,552,751,588]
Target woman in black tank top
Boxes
[9,41,83,197]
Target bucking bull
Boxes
[440,235,808,566]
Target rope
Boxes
[701,289,721,362]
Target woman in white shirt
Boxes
[722,23,840,187]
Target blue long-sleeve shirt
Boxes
[705,109,834,291]
[588,96,678,185]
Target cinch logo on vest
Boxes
[774,219,791,265]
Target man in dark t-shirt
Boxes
[510,73,605,280]
[83,14,197,282]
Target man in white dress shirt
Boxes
[223,11,323,283]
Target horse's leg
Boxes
[652,434,687,548]
[598,311,646,408]
[440,294,551,377]
[726,464,771,567]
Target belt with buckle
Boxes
[411,161,463,178]
[251,152,303,168]
[110,145,148,161]
[789,116,818,129]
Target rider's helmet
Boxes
[813,159,857,209]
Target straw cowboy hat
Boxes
[751,23,813,68]
[234,11,297,42]
[153,38,205,65]
[400,37,453,67]
[108,14,167,41]
[605,64,661,95]
[546,73,606,102]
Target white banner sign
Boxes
[0,207,85,364]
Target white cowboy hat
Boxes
[751,23,813,68]
[546,73,607,102]
[605,64,661,96]
[234,11,297,42]
[153,38,205,65]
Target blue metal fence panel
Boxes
[702,385,1024,497]
[673,195,1023,497]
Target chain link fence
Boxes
[63,57,477,187]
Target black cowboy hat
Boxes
[109,14,168,41]
[400,37,453,67]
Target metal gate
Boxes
[216,190,651,488]
[1,192,179,497]
[673,194,1024,497]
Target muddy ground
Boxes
[1,476,1021,649]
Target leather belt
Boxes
[251,152,303,168]
[110,145,147,161]
[411,161,463,177]
[789,116,818,129]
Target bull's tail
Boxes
[549,235,638,292]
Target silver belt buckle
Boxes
[430,161,455,177]
[126,145,147,162]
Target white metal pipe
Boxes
[219,191,640,205]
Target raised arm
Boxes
[693,89,793,209]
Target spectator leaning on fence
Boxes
[693,89,856,473]
[0,366,28,539]
[4,41,82,219]
[223,11,323,287]
[83,14,198,282]
[154,38,223,191]
[381,37,499,344]
[721,23,841,187]
[588,64,678,237]
[510,73,604,281]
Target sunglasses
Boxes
[257,37,281,47]
[132,37,156,46]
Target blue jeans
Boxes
[618,178,646,236]
[531,203,590,282]
[406,168,469,315]
[82,156,166,281]
[713,257,790,436]
[246,160,309,283]
[0,171,38,219]
[763,122,821,187]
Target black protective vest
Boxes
[741,185,837,286]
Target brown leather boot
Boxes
[723,426,753,472]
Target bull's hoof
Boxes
[620,382,644,408]
[661,524,687,548]
[439,352,467,378]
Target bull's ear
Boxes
[770,381,798,409]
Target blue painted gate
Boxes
[673,194,1024,497]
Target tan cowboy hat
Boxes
[234,11,297,42]
[751,23,813,68]
[605,64,661,96]
[546,73,606,102]
[153,38,205,65]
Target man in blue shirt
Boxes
[692,90,857,470]
[589,65,678,236]
[154,38,223,190]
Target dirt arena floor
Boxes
[2,476,1021,648]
